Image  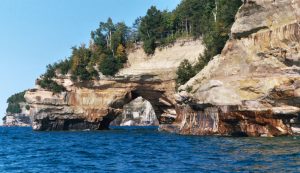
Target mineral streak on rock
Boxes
[22,0,300,136]
[26,40,203,131]
[160,0,300,137]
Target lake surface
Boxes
[0,127,299,173]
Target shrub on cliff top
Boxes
[37,78,66,93]
[143,38,156,55]
[6,91,26,114]
[99,55,122,76]
[176,59,196,87]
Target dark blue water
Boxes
[0,127,299,173]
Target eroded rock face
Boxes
[3,103,31,127]
[26,77,176,131]
[110,97,159,126]
[3,114,31,127]
[160,0,300,137]
[25,40,202,131]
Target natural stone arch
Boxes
[106,78,177,129]
[26,75,177,131]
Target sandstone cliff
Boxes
[3,103,31,127]
[25,40,203,131]
[119,40,205,79]
[160,0,300,137]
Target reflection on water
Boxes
[0,127,299,172]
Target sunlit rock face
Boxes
[160,0,300,137]
[26,77,176,131]
[3,114,31,127]
[110,97,159,126]
[25,39,203,131]
[3,103,31,127]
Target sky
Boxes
[0,0,181,124]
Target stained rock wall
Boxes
[160,0,300,137]
[25,39,203,131]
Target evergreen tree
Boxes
[99,55,122,76]
[116,44,127,63]
[6,91,26,114]
[176,59,196,86]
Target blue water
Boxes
[0,127,299,173]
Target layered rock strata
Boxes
[25,40,203,131]
[2,103,31,127]
[160,0,300,137]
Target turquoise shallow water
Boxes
[0,127,299,173]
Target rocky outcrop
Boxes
[3,103,31,127]
[119,39,205,80]
[25,40,203,131]
[160,0,300,137]
[110,97,159,126]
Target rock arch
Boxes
[26,75,177,131]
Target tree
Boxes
[116,44,127,63]
[99,55,122,76]
[70,45,97,81]
[6,91,26,114]
[176,59,196,86]
[37,78,66,93]
[111,22,129,54]
[130,17,142,43]
[139,6,164,54]
[143,38,156,55]
[140,6,163,40]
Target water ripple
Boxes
[0,127,299,172]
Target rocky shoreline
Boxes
[4,0,300,137]
[160,0,300,137]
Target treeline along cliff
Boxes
[4,0,300,137]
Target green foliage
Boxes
[37,78,66,93]
[44,64,56,79]
[70,45,96,82]
[143,38,156,55]
[139,6,163,40]
[138,0,242,57]
[56,59,71,75]
[139,6,170,54]
[201,0,242,63]
[186,85,193,93]
[116,44,127,63]
[6,91,26,114]
[176,59,196,86]
[174,0,242,86]
[91,18,130,55]
[6,103,21,114]
[25,105,30,110]
[37,0,242,91]
[99,55,122,76]
[7,91,26,104]
[129,17,142,44]
[193,50,211,72]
